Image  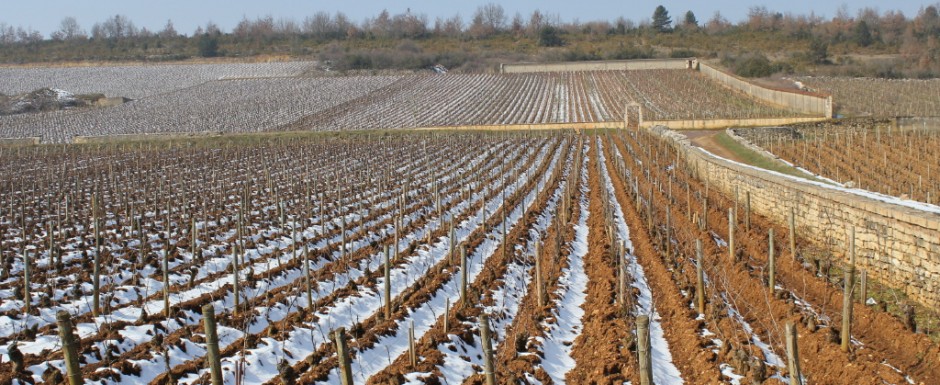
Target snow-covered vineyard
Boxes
[0,63,798,143]
[0,130,935,385]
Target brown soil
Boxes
[600,136,725,383]
[566,138,633,384]
[612,128,939,385]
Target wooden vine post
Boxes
[859,269,868,305]
[57,311,83,385]
[384,244,392,319]
[728,208,735,261]
[768,228,776,291]
[92,193,101,316]
[408,320,417,367]
[637,314,653,385]
[232,242,241,316]
[789,208,797,259]
[23,247,30,315]
[841,269,854,352]
[785,322,803,385]
[335,327,353,385]
[696,239,706,315]
[535,240,545,307]
[480,313,497,385]
[202,305,223,385]
[460,245,468,306]
[163,202,173,319]
[745,191,751,231]
[304,242,313,310]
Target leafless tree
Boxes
[433,14,463,38]
[51,17,87,41]
[303,11,335,38]
[469,3,506,39]
[91,14,138,40]
[159,20,178,39]
[14,27,42,44]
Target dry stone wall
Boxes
[500,58,692,73]
[699,63,833,118]
[654,126,940,308]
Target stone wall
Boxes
[653,126,940,308]
[500,58,692,73]
[0,137,41,145]
[640,117,827,130]
[699,63,833,118]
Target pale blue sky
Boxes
[3,1,935,37]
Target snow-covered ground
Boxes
[599,139,684,384]
[433,140,572,385]
[536,142,590,384]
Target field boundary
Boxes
[0,137,41,145]
[698,62,833,118]
[500,58,693,73]
[641,116,827,129]
[501,59,832,118]
[653,125,940,308]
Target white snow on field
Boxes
[538,142,589,384]
[13,143,507,384]
[324,141,563,384]
[169,146,539,385]
[599,139,684,384]
[432,141,571,385]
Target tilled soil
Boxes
[4,131,938,385]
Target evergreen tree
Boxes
[652,5,672,32]
[684,11,698,27]
[197,34,219,57]
[538,25,564,47]
[854,21,873,47]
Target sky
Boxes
[3,0,936,37]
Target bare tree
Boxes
[469,3,506,39]
[91,14,137,40]
[15,27,43,44]
[510,12,524,36]
[433,14,463,38]
[51,17,87,41]
[159,20,178,39]
[0,23,16,44]
[303,11,335,38]
[275,18,299,35]
[705,11,731,34]
[391,11,428,38]
[527,10,544,37]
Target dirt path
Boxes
[684,130,746,163]
[567,137,633,384]
[602,135,724,383]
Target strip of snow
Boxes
[599,139,684,384]
[538,142,589,384]
[45,144,521,385]
[180,142,552,385]
[329,142,563,384]
[433,142,571,385]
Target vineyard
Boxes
[0,76,401,143]
[0,130,936,385]
[737,120,940,205]
[0,67,800,143]
[296,70,796,131]
[793,76,940,117]
[0,62,317,100]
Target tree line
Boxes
[2,4,940,77]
